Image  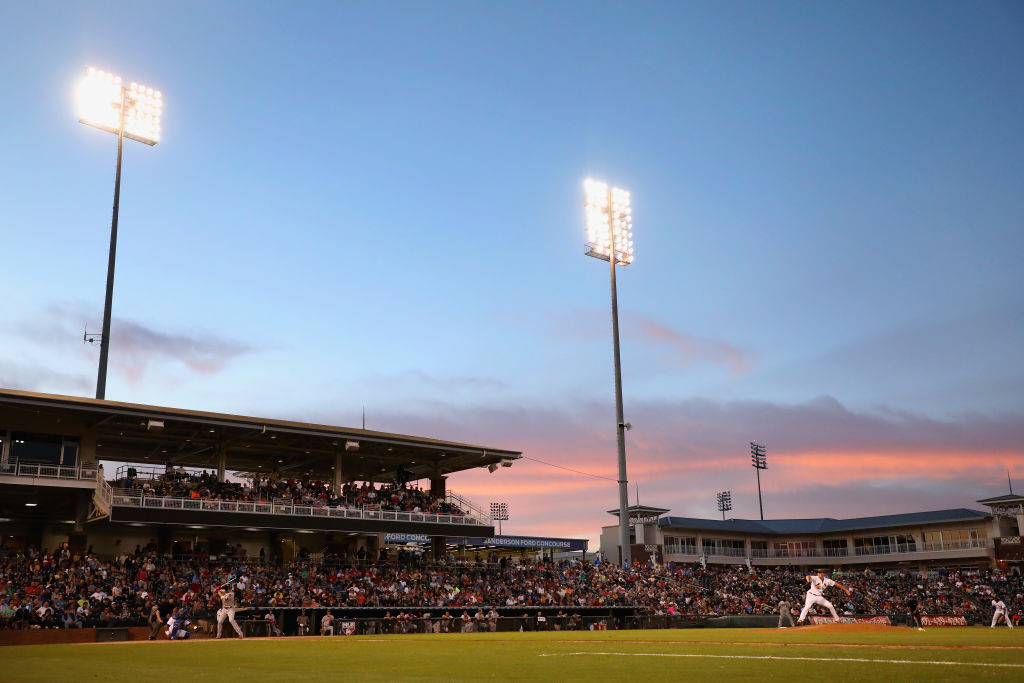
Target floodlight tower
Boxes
[716,490,732,521]
[750,442,767,520]
[77,67,163,400]
[583,178,634,568]
[490,502,509,535]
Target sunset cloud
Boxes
[318,395,1024,546]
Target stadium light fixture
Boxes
[583,177,634,568]
[750,442,767,520]
[716,490,732,520]
[490,502,509,535]
[77,66,163,400]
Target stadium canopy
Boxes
[0,388,520,482]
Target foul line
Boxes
[539,652,1024,668]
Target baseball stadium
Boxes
[4,3,1024,682]
[0,388,1021,681]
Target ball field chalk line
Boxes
[538,652,1024,668]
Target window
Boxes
[772,540,816,557]
[749,540,768,557]
[853,534,916,555]
[61,440,79,467]
[702,538,744,556]
[663,536,696,555]
[823,539,848,557]
[11,432,62,465]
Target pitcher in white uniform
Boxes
[797,570,851,625]
[991,599,1014,628]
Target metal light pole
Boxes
[77,67,163,399]
[750,442,767,520]
[584,178,634,568]
[716,490,732,521]
[490,502,509,536]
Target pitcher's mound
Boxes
[804,623,900,633]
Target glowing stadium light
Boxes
[78,67,163,146]
[584,178,633,265]
[77,66,164,400]
[582,177,635,568]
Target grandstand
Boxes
[2,387,1021,644]
[0,387,520,562]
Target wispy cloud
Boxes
[0,361,92,394]
[15,302,255,384]
[548,309,755,374]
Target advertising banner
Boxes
[808,615,892,625]
[920,615,968,627]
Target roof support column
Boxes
[217,443,226,483]
[333,452,343,496]
[430,475,447,499]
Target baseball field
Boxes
[2,624,1021,682]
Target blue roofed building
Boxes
[600,498,1023,570]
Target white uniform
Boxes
[217,590,245,638]
[798,575,842,623]
[991,600,1014,628]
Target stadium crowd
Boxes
[1,541,1020,631]
[113,469,466,517]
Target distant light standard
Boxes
[716,490,732,521]
[583,178,634,568]
[77,67,163,400]
[750,442,767,520]
[490,502,509,536]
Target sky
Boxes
[1,1,1022,546]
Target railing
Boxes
[664,544,697,556]
[920,539,990,552]
[109,490,492,527]
[93,471,113,517]
[662,539,993,561]
[0,460,98,481]
[446,490,493,526]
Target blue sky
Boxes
[1,1,1022,541]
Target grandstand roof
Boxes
[977,493,1024,505]
[0,388,520,482]
[657,508,991,535]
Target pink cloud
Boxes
[336,396,1024,547]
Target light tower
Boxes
[750,442,767,520]
[77,67,163,400]
[583,178,634,568]
[489,502,509,535]
[716,490,732,521]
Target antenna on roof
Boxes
[635,483,639,506]
[1010,469,1015,495]
[362,405,365,430]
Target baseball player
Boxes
[991,599,1014,628]
[907,596,924,631]
[796,570,851,625]
[321,611,335,636]
[777,599,795,628]
[296,610,310,636]
[216,587,245,639]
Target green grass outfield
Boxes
[2,627,1022,682]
